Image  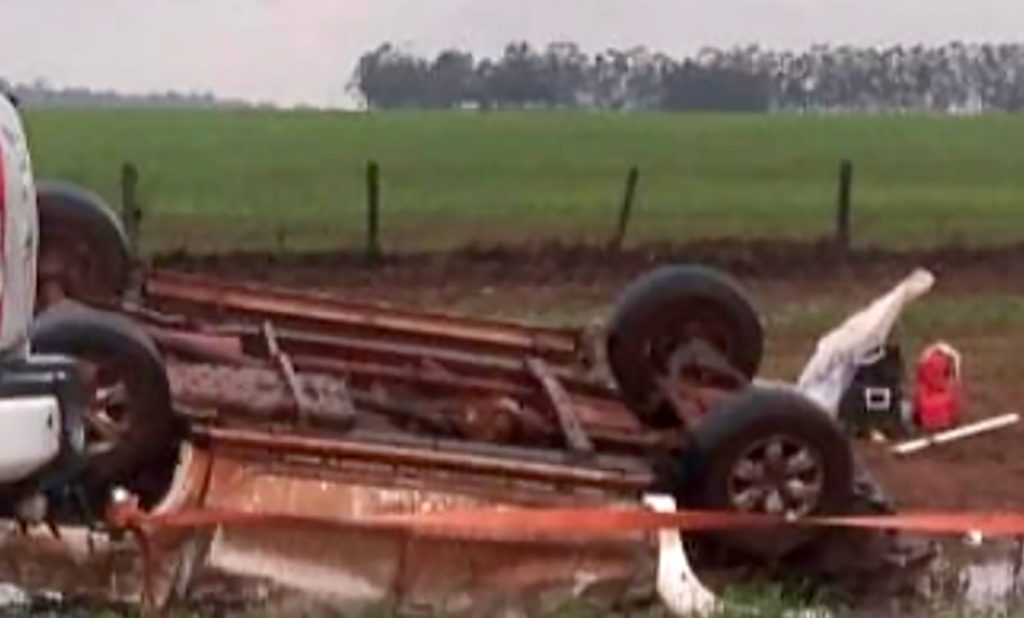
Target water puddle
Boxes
[936,538,1024,615]
[965,544,1024,611]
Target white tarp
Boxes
[796,269,935,415]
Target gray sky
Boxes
[2,0,1022,107]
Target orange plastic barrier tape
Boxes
[375,507,1024,539]
[110,503,1024,541]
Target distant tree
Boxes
[350,40,1024,114]
[542,41,589,107]
[662,61,771,112]
[0,76,249,109]
[485,42,555,108]
[429,50,477,107]
[352,44,432,109]
[623,48,675,110]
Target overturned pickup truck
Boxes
[4,95,901,613]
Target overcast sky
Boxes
[2,0,1023,107]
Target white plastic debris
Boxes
[644,494,835,618]
[797,269,935,415]
[0,583,29,607]
[643,494,719,617]
[893,413,1020,455]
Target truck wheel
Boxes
[37,181,132,308]
[682,387,854,558]
[31,304,178,506]
[607,265,763,422]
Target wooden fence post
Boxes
[365,160,382,264]
[608,166,640,252]
[120,162,142,259]
[836,159,854,256]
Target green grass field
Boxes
[22,109,1024,253]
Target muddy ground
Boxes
[158,240,1024,514]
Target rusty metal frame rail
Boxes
[526,357,594,454]
[159,341,646,443]
[287,354,643,436]
[263,321,317,424]
[144,270,581,364]
[223,324,618,399]
[138,315,620,402]
[194,426,654,492]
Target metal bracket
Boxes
[526,357,594,455]
[658,341,746,432]
[263,321,318,425]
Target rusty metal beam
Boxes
[148,327,261,367]
[239,455,620,507]
[264,321,322,425]
[149,321,621,405]
[225,324,618,399]
[195,426,654,492]
[290,354,535,398]
[163,349,644,448]
[170,364,661,454]
[526,358,594,455]
[288,354,642,438]
[144,270,581,364]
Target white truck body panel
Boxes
[0,97,38,353]
[0,396,61,482]
[0,98,61,483]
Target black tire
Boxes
[37,181,132,304]
[30,304,178,505]
[682,387,855,558]
[607,265,763,422]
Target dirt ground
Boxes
[157,240,1024,514]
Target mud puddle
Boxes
[957,540,1024,613]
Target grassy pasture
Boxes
[22,109,1024,254]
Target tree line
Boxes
[1,78,255,109]
[351,41,1024,113]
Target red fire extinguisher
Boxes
[913,342,963,431]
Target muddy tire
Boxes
[37,181,132,307]
[607,265,763,422]
[683,387,855,558]
[30,304,178,505]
